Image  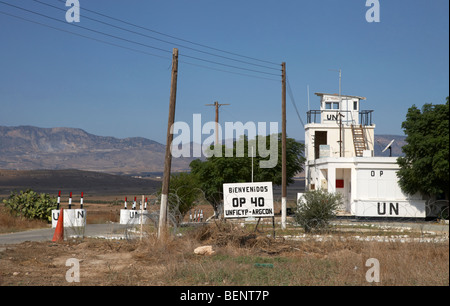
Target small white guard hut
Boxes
[303,93,425,219]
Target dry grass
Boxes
[0,207,48,234]
[162,223,449,286]
[1,221,448,286]
[85,209,119,224]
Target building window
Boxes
[325,102,340,110]
[353,101,358,110]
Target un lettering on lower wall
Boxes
[354,200,426,218]
[120,209,149,225]
[52,209,87,228]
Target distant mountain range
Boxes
[0,126,195,175]
[0,126,406,175]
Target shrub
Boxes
[3,189,57,222]
[294,190,342,233]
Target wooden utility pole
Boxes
[205,101,230,146]
[281,62,287,230]
[158,48,178,239]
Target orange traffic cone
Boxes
[52,208,64,242]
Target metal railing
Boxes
[359,110,374,126]
[306,110,321,124]
[306,110,374,126]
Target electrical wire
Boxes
[287,77,305,128]
[0,1,172,54]
[181,60,280,82]
[0,10,172,61]
[0,6,279,81]
[0,0,281,77]
[32,0,280,72]
[180,53,280,77]
[52,0,280,67]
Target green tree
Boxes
[190,133,305,214]
[158,172,201,224]
[397,98,449,200]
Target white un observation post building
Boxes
[303,92,426,219]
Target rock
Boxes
[194,245,215,256]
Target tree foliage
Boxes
[397,97,449,199]
[190,133,305,213]
[3,189,57,222]
[158,172,201,223]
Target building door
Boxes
[314,131,327,160]
[336,168,352,213]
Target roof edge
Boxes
[315,92,367,100]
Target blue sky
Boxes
[0,0,448,144]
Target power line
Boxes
[180,53,280,77]
[0,8,278,81]
[181,60,280,82]
[0,1,172,54]
[0,0,281,77]
[287,77,305,128]
[0,10,172,61]
[32,0,280,72]
[52,0,280,67]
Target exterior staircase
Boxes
[351,124,366,157]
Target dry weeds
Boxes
[0,207,48,234]
[1,221,448,286]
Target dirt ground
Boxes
[1,222,448,286]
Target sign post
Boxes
[223,182,275,236]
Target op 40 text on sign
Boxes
[223,182,274,219]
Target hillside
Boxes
[0,126,195,174]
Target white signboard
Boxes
[223,182,274,219]
[319,145,330,158]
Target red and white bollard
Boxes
[68,192,72,209]
[57,190,61,210]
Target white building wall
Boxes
[353,159,425,218]
[305,157,426,218]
